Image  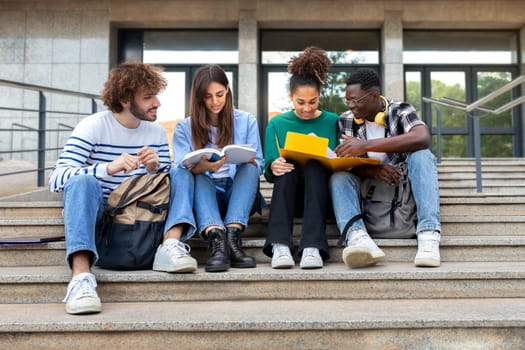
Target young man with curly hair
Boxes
[49,61,197,315]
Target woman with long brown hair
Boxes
[172,64,264,272]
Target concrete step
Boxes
[1,262,525,304]
[2,215,525,240]
[438,171,525,180]
[439,179,525,187]
[0,298,524,349]
[1,236,524,267]
[2,195,525,220]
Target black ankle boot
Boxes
[205,228,230,272]
[226,227,256,268]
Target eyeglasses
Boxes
[344,90,375,108]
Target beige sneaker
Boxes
[342,229,385,268]
[63,272,101,315]
[153,238,197,273]
[414,230,441,267]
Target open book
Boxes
[181,144,256,168]
[277,131,380,171]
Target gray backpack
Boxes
[360,162,417,238]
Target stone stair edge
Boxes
[2,261,525,284]
[3,191,525,208]
[3,235,525,251]
[0,298,524,333]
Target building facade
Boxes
[1,0,524,159]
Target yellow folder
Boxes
[278,131,380,171]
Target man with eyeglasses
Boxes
[328,68,441,268]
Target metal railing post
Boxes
[91,98,97,114]
[435,105,442,164]
[471,112,482,193]
[37,91,46,187]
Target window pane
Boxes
[261,30,379,64]
[320,71,350,115]
[481,135,513,157]
[433,134,467,157]
[143,30,238,64]
[404,31,518,64]
[267,72,291,119]
[405,71,422,115]
[157,72,186,122]
[477,71,513,128]
[430,71,466,128]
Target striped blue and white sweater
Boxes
[48,110,171,198]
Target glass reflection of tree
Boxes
[405,72,514,157]
[478,72,513,157]
[319,52,361,115]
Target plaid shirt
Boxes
[338,99,425,165]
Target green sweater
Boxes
[264,109,340,182]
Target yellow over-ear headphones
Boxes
[354,95,389,127]
[374,96,389,127]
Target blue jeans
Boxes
[62,167,196,268]
[329,149,441,236]
[194,163,259,237]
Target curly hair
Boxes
[346,68,381,90]
[100,61,167,113]
[288,46,331,93]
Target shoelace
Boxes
[62,275,97,302]
[302,248,318,259]
[419,238,439,253]
[164,241,191,258]
[274,245,290,258]
[348,232,368,246]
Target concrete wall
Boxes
[0,0,524,161]
[0,4,109,161]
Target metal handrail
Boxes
[0,79,101,187]
[423,74,525,193]
[0,79,99,100]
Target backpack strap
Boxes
[337,214,364,248]
[136,201,169,214]
[116,171,168,209]
[363,184,376,215]
[390,185,400,228]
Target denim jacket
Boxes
[172,109,264,179]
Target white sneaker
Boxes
[414,230,441,267]
[63,272,101,315]
[153,238,197,273]
[271,243,294,269]
[300,247,323,269]
[342,229,385,268]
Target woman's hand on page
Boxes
[191,155,227,174]
[270,157,294,177]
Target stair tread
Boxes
[2,235,525,251]
[0,297,524,332]
[2,261,525,284]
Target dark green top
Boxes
[264,109,340,182]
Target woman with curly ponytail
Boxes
[262,47,340,269]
